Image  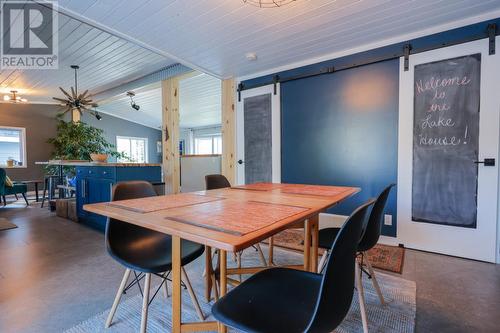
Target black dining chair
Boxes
[317,183,395,332]
[105,181,205,333]
[212,199,375,333]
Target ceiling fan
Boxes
[53,65,101,120]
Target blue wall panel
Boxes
[281,59,399,236]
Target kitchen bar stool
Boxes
[104,181,205,333]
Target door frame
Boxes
[236,84,281,185]
[397,38,500,263]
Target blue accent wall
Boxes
[281,59,399,236]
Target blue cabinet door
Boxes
[85,177,114,230]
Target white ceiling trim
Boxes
[237,8,500,82]
[39,1,220,79]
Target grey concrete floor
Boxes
[1,200,500,332]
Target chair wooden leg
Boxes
[236,251,242,281]
[182,267,205,321]
[268,236,275,266]
[355,261,369,333]
[105,269,131,328]
[162,276,169,298]
[14,193,18,200]
[140,273,151,333]
[255,243,267,266]
[363,252,385,305]
[2,195,6,206]
[22,193,29,205]
[211,272,219,301]
[318,250,328,272]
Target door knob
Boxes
[237,159,244,165]
[474,158,495,166]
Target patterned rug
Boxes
[0,218,17,231]
[263,229,405,273]
[66,247,415,333]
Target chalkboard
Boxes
[412,54,481,228]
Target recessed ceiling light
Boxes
[245,52,258,61]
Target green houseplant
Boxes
[47,118,127,175]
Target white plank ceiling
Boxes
[57,0,500,79]
[0,6,175,106]
[98,73,221,129]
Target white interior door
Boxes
[398,39,500,263]
[236,84,281,185]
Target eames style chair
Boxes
[317,184,395,332]
[212,199,375,333]
[104,181,205,333]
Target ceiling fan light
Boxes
[3,95,10,101]
[20,98,28,102]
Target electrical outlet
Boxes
[384,214,392,226]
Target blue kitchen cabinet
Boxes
[76,165,161,231]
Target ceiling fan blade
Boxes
[80,99,93,105]
[59,87,72,100]
[52,97,68,103]
[78,90,89,100]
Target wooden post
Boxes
[221,78,236,185]
[72,109,80,122]
[162,78,180,194]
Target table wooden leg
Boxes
[304,219,311,272]
[218,250,227,333]
[205,246,212,302]
[311,215,319,273]
[172,236,182,333]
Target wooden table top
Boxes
[83,183,359,252]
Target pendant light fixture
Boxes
[3,90,28,103]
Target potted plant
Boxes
[46,117,128,175]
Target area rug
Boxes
[263,229,405,273]
[0,218,17,231]
[366,243,405,274]
[65,247,416,333]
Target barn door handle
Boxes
[237,159,244,165]
[474,158,495,166]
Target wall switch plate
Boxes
[384,214,392,226]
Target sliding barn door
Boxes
[398,38,500,263]
[236,84,281,185]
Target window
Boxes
[194,135,222,155]
[116,136,148,163]
[0,126,26,167]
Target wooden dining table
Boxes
[83,182,359,333]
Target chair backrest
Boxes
[305,199,375,332]
[105,181,158,255]
[205,174,231,190]
[0,168,6,195]
[358,184,395,252]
